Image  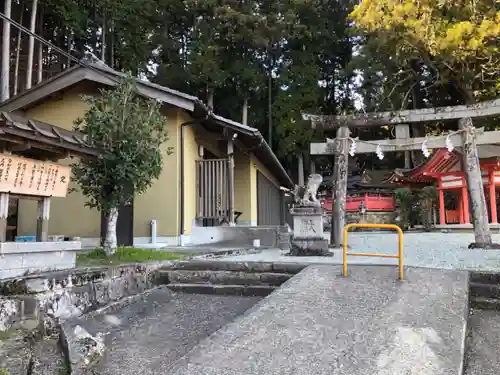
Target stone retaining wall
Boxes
[0,261,173,332]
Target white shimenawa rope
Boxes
[326,127,478,159]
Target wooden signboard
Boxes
[0,154,71,197]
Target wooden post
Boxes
[0,193,9,242]
[395,124,411,169]
[298,153,304,186]
[439,189,445,225]
[459,117,491,244]
[490,171,498,224]
[36,197,50,242]
[227,139,235,226]
[331,126,350,247]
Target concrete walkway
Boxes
[214,232,500,271]
[167,265,469,375]
[65,288,262,375]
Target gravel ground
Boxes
[71,287,262,375]
[216,232,500,271]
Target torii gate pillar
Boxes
[331,126,350,247]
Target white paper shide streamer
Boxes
[376,144,384,160]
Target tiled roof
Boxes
[0,112,100,158]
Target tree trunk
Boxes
[13,0,24,96]
[267,72,272,147]
[297,153,304,186]
[66,29,72,68]
[103,207,119,255]
[101,13,106,61]
[242,97,248,125]
[207,89,214,110]
[459,117,492,246]
[1,0,12,102]
[109,20,114,68]
[331,126,350,247]
[25,0,38,90]
[36,6,43,83]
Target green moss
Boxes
[0,328,16,342]
[76,246,189,267]
[0,368,12,375]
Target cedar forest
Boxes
[0,0,499,178]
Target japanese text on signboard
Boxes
[0,154,71,197]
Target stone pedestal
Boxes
[288,205,330,256]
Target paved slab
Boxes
[215,232,500,271]
[66,287,262,375]
[465,309,500,375]
[167,265,469,375]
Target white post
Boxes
[151,219,157,244]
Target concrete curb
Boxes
[160,260,307,274]
[166,283,276,297]
[161,270,293,286]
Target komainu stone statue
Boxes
[287,174,330,256]
[292,174,323,207]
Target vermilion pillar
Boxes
[459,190,464,224]
[439,189,445,225]
[490,171,498,224]
[462,186,470,224]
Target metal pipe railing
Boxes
[343,223,404,280]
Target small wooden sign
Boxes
[0,154,71,197]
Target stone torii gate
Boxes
[304,98,500,248]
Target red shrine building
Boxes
[385,148,500,226]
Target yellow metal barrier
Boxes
[343,223,404,280]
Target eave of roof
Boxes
[0,62,293,188]
[0,111,99,158]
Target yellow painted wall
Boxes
[16,80,286,239]
[21,83,181,240]
[234,151,253,224]
[133,106,179,238]
[178,111,199,236]
[21,84,101,238]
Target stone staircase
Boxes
[469,272,500,310]
[156,260,304,296]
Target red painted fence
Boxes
[322,194,395,213]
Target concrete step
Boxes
[470,282,500,300]
[158,270,292,287]
[160,260,305,274]
[471,296,500,311]
[166,283,275,297]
